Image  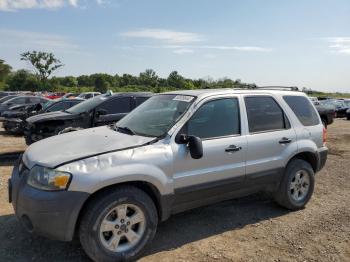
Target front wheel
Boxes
[274,159,315,210]
[79,186,158,262]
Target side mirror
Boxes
[96,109,107,117]
[179,134,203,159]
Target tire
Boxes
[79,186,158,262]
[321,119,327,129]
[24,134,34,145]
[274,159,315,210]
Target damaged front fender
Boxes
[57,143,174,196]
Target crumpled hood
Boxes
[26,110,76,124]
[23,126,156,169]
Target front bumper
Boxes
[9,161,89,241]
[317,147,328,172]
[3,118,24,133]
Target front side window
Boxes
[245,96,289,133]
[283,95,320,126]
[186,98,240,139]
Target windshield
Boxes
[66,94,107,114]
[116,94,195,137]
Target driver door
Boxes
[171,96,247,211]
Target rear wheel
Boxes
[79,186,158,262]
[274,159,315,210]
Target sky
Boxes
[0,0,349,92]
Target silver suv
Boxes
[9,89,328,262]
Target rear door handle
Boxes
[279,137,292,144]
[225,145,242,153]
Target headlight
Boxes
[27,166,72,191]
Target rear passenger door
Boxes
[94,97,132,126]
[244,95,297,183]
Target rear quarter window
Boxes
[283,95,320,126]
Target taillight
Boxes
[323,127,327,145]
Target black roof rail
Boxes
[255,86,299,91]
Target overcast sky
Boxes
[0,0,349,92]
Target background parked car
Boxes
[314,103,335,128]
[310,97,335,128]
[61,93,80,99]
[0,96,48,117]
[77,92,101,99]
[0,91,17,99]
[319,99,349,118]
[2,98,84,134]
[24,92,152,144]
[0,95,18,104]
[44,92,66,100]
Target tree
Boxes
[6,70,40,91]
[20,51,63,81]
[0,59,12,81]
[139,69,158,87]
[94,75,109,93]
[120,74,138,86]
[77,75,93,87]
[90,73,115,87]
[167,71,186,89]
[61,76,78,87]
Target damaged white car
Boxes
[9,89,328,262]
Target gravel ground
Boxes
[0,119,349,262]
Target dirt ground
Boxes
[0,120,349,262]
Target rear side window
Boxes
[135,97,150,106]
[46,101,65,112]
[187,98,240,139]
[98,97,131,114]
[283,96,320,126]
[30,97,44,104]
[245,96,290,133]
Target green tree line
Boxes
[0,51,256,93]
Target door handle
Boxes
[225,145,242,153]
[279,137,292,144]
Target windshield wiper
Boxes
[115,126,136,135]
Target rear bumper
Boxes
[317,147,328,172]
[10,161,89,241]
